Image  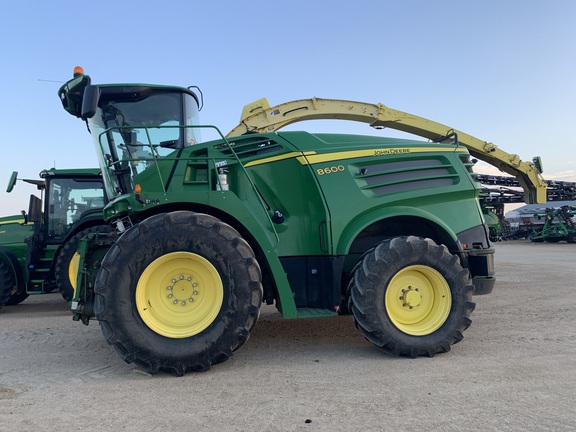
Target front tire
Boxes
[348,236,475,357]
[55,225,113,302]
[94,211,262,375]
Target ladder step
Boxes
[296,308,338,318]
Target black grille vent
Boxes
[356,159,458,196]
[215,136,283,159]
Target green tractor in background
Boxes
[0,169,110,310]
[529,205,576,243]
[481,205,503,242]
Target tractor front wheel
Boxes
[55,225,113,302]
[94,211,262,375]
[348,236,475,357]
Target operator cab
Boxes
[86,86,201,198]
[59,69,202,200]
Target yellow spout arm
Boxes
[227,97,547,204]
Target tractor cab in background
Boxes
[0,168,107,309]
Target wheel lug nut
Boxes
[167,286,172,290]
[187,277,192,281]
[179,275,184,280]
[181,301,186,306]
[189,298,194,302]
[173,300,178,304]
[193,291,198,295]
[193,283,198,287]
[172,279,177,283]
[168,294,173,298]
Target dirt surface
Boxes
[1,240,575,432]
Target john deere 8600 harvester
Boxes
[55,67,545,374]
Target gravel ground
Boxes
[1,240,575,432]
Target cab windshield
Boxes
[87,89,201,198]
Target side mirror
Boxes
[532,156,543,174]
[6,171,18,193]
[81,85,101,119]
[27,195,43,223]
[58,73,91,118]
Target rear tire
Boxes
[94,211,262,375]
[348,236,475,357]
[5,291,29,306]
[55,225,113,302]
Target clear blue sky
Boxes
[1,0,575,214]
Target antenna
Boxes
[38,79,65,83]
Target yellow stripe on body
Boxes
[244,147,466,167]
[0,219,28,225]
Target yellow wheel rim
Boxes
[69,252,81,292]
[135,251,224,338]
[385,265,451,336]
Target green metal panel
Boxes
[276,132,483,254]
[0,217,34,293]
[0,217,34,263]
[246,157,329,256]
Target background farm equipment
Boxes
[0,169,109,310]
[478,175,576,240]
[528,205,576,243]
